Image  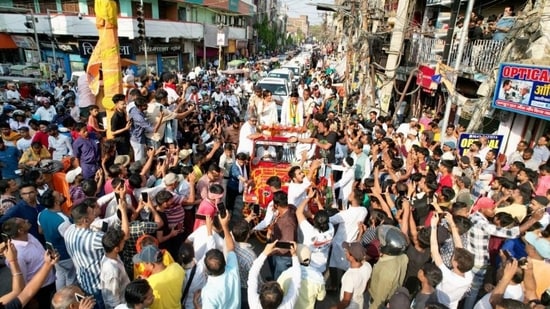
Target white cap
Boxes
[65,167,82,184]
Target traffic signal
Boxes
[137,4,145,39]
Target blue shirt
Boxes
[0,201,45,244]
[227,163,247,193]
[493,17,515,41]
[73,137,98,164]
[37,209,72,260]
[129,107,153,144]
[0,145,20,179]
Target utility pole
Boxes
[441,0,474,131]
[342,1,356,113]
[377,0,410,114]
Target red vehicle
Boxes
[243,129,332,242]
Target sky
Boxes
[283,0,333,25]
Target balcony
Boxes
[405,35,505,79]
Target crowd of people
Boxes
[0,48,549,309]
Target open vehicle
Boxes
[243,130,331,242]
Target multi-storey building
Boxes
[0,0,256,78]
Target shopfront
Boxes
[135,42,184,74]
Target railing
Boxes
[405,35,505,76]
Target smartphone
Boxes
[252,204,260,216]
[75,293,86,302]
[45,242,57,259]
[176,222,183,231]
[160,105,164,112]
[503,250,512,260]
[101,222,109,232]
[217,202,227,218]
[114,192,120,203]
[274,241,293,249]
[141,192,148,203]
[0,233,9,244]
[195,214,207,220]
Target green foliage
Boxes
[255,16,279,50]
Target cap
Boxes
[460,156,470,164]
[388,287,411,309]
[163,172,184,186]
[525,232,550,259]
[179,149,193,160]
[296,244,311,265]
[533,195,549,207]
[114,155,131,166]
[408,129,418,136]
[65,167,82,183]
[471,197,495,213]
[132,245,162,264]
[342,241,366,261]
[443,141,456,149]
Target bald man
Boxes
[51,285,96,309]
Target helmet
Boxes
[376,225,408,256]
[12,109,25,117]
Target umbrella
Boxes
[228,59,246,67]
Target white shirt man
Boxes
[237,117,260,155]
[35,103,57,122]
[48,130,73,160]
[280,93,305,127]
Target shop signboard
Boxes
[457,133,504,156]
[492,63,550,120]
[79,40,133,58]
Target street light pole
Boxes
[29,9,42,63]
[203,22,207,67]
[441,0,475,132]
[217,24,224,71]
[47,10,56,69]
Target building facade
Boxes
[0,0,256,79]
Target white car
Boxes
[267,68,294,86]
[256,77,291,120]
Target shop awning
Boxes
[0,34,17,49]
[196,47,220,58]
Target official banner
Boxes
[492,63,550,120]
[458,133,504,156]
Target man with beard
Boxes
[38,189,77,290]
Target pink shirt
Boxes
[536,175,550,196]
[193,199,217,231]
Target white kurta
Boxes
[328,206,368,270]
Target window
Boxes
[178,7,187,21]
[38,0,58,13]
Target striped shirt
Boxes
[64,224,105,294]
